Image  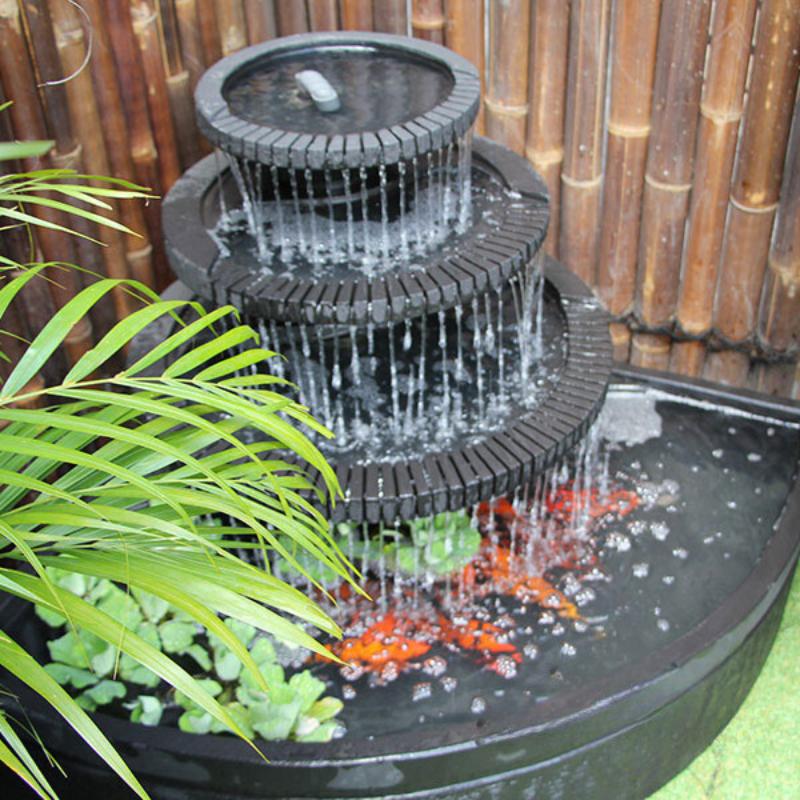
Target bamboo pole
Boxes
[129,1,182,192]
[196,0,222,64]
[308,0,338,30]
[216,0,248,54]
[636,0,711,331]
[609,322,631,363]
[703,349,750,386]
[373,0,406,34]
[672,0,758,378]
[243,0,277,43]
[45,0,136,318]
[412,0,445,43]
[525,0,569,257]
[106,0,172,289]
[485,0,530,156]
[715,0,800,345]
[669,341,705,377]
[595,0,661,317]
[559,0,611,286]
[157,0,203,169]
[630,333,671,371]
[445,0,485,134]
[76,0,157,294]
[175,0,206,91]
[758,90,800,353]
[275,0,309,34]
[339,0,370,29]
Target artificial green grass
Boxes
[652,567,800,799]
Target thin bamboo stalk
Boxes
[609,322,631,363]
[412,0,445,44]
[157,0,203,169]
[630,333,671,371]
[714,0,800,345]
[243,0,277,43]
[106,0,172,289]
[216,0,248,54]
[486,0,530,155]
[676,0,758,345]
[703,349,750,386]
[559,0,611,285]
[636,0,711,327]
[339,0,370,29]
[669,341,705,377]
[129,1,182,192]
[275,0,309,34]
[758,91,800,352]
[525,0,569,256]
[595,0,661,316]
[445,0,485,134]
[308,0,338,30]
[373,0,406,34]
[196,0,222,64]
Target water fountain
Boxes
[4,33,799,800]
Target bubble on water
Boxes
[606,531,631,552]
[379,661,400,684]
[703,535,715,545]
[493,655,518,679]
[662,575,675,585]
[767,427,775,437]
[657,619,671,632]
[754,486,762,495]
[726,500,737,509]
[551,623,565,637]
[538,611,556,626]
[573,620,588,634]
[544,592,563,608]
[628,520,648,537]
[574,587,596,606]
[341,663,364,681]
[651,522,670,541]
[672,548,688,560]
[712,448,724,459]
[560,642,577,657]
[422,656,448,677]
[728,427,737,435]
[561,574,582,597]
[747,453,762,462]
[654,606,661,616]
[342,684,357,700]
[523,643,539,660]
[632,562,650,578]
[470,696,487,714]
[440,676,458,693]
[412,682,432,702]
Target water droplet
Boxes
[560,642,577,657]
[441,676,458,693]
[672,548,688,559]
[470,696,487,714]
[493,655,518,679]
[523,643,539,660]
[412,682,432,702]
[422,656,447,677]
[632,562,650,578]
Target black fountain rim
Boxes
[3,373,799,800]
[162,136,550,327]
[195,31,481,167]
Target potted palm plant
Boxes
[0,116,352,798]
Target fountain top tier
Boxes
[196,32,481,168]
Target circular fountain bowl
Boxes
[163,137,549,327]
[3,373,799,800]
[195,32,481,167]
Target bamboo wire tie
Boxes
[729,197,780,214]
[524,145,564,166]
[411,15,445,30]
[644,175,693,193]
[606,121,651,138]
[561,172,603,189]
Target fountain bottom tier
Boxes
[3,369,799,800]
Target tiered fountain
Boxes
[6,33,800,800]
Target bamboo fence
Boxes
[0,0,798,398]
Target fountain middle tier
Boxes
[164,137,550,327]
